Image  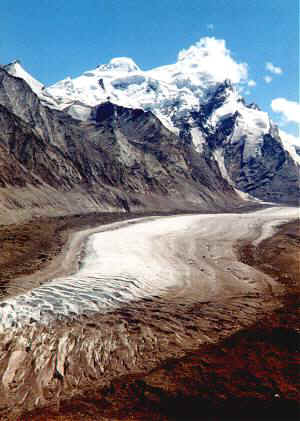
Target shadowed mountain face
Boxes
[0,68,241,223]
[188,82,299,204]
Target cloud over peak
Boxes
[177,37,248,85]
[271,98,300,124]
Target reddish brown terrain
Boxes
[0,216,299,421]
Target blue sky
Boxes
[1,0,299,136]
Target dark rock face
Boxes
[217,122,299,204]
[202,79,234,118]
[294,145,300,157]
[220,130,299,203]
[207,113,239,149]
[246,102,261,111]
[176,82,299,204]
[98,78,105,90]
[0,69,240,222]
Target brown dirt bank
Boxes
[2,218,298,421]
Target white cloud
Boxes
[278,130,300,164]
[177,37,248,84]
[207,24,214,31]
[271,98,300,123]
[248,80,256,87]
[279,130,300,146]
[266,62,283,75]
[264,75,272,83]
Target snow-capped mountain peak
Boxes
[36,56,298,171]
[43,53,239,130]
[3,57,293,165]
[4,60,44,94]
[2,49,298,205]
[3,60,61,109]
[97,57,141,73]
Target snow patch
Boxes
[191,127,206,152]
[98,57,140,73]
[4,60,44,94]
[213,148,258,202]
[213,149,231,183]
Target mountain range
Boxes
[0,55,298,223]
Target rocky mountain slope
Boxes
[0,66,241,224]
[187,81,300,203]
[36,52,298,205]
[1,47,299,222]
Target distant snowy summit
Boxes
[43,51,249,130]
[3,60,59,109]
[3,40,299,204]
[42,53,283,163]
[41,38,249,130]
[4,60,44,93]
[98,57,141,73]
[1,53,291,153]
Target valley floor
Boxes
[0,209,299,421]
